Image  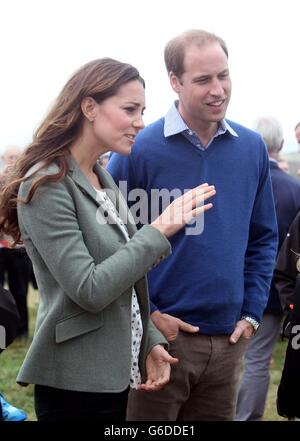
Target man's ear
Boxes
[169,72,182,94]
[81,97,97,122]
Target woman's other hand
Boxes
[139,345,178,392]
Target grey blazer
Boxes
[16,155,171,393]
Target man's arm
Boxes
[242,143,278,322]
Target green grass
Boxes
[263,339,287,421]
[0,288,288,421]
[0,287,39,421]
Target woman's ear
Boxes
[81,97,97,123]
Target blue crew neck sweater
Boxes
[108,118,278,334]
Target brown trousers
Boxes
[127,331,248,421]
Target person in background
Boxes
[236,116,300,420]
[0,58,215,421]
[0,145,31,340]
[108,29,278,421]
[1,145,22,171]
[274,212,300,420]
[0,266,27,421]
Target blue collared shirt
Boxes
[164,101,238,150]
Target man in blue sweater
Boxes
[107,29,278,420]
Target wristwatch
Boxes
[241,315,260,333]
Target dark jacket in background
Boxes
[274,211,300,310]
[277,275,300,418]
[265,161,300,314]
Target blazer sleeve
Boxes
[18,177,171,313]
[146,319,168,352]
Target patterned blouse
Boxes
[94,188,143,389]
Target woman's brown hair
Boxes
[0,58,144,245]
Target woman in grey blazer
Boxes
[0,58,215,421]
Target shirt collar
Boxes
[164,101,238,138]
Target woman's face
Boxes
[92,80,145,155]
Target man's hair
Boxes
[252,116,283,154]
[164,29,228,78]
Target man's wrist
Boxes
[241,315,260,333]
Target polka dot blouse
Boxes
[94,188,143,389]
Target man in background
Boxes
[1,145,22,171]
[0,145,31,340]
[236,116,300,420]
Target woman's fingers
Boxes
[192,202,213,217]
[194,187,216,204]
[151,183,216,237]
[180,184,212,202]
[177,185,216,209]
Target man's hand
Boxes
[151,310,199,342]
[139,345,178,392]
[229,319,255,344]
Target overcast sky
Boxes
[1,0,299,153]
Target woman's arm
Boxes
[19,178,171,313]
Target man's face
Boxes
[170,42,231,129]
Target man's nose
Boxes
[210,79,224,96]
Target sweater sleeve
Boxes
[242,144,278,322]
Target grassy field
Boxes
[0,288,39,421]
[0,288,288,421]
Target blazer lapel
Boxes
[93,162,137,238]
[67,155,100,205]
[67,155,137,239]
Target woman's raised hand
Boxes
[151,183,216,238]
